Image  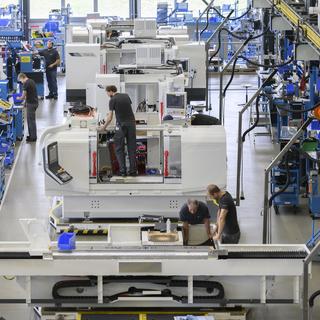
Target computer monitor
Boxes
[185,88,206,104]
[166,92,187,117]
[47,142,59,169]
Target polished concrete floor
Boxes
[0,74,319,319]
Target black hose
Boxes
[209,28,268,64]
[309,290,320,307]
[275,101,320,114]
[200,7,212,36]
[242,94,263,142]
[239,55,294,68]
[268,153,291,207]
[212,5,252,21]
[223,57,239,97]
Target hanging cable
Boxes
[223,57,239,97]
[239,55,294,68]
[309,290,320,307]
[209,28,269,63]
[241,94,264,142]
[200,7,212,36]
[211,5,252,21]
[275,101,320,114]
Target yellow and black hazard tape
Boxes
[61,229,108,236]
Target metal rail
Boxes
[262,117,314,244]
[235,70,277,206]
[218,36,252,123]
[195,0,215,42]
[303,240,320,320]
[205,10,234,109]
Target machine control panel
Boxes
[165,92,187,118]
[45,142,73,184]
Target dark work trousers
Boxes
[46,68,58,96]
[26,103,38,139]
[113,123,137,174]
[221,231,241,244]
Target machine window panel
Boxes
[66,0,94,17]
[30,0,61,19]
[98,0,129,18]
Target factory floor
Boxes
[0,74,319,319]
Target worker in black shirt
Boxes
[207,184,240,244]
[17,73,38,142]
[39,40,60,100]
[98,85,137,177]
[179,199,212,246]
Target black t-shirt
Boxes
[179,201,210,225]
[109,93,135,125]
[23,79,38,104]
[39,48,60,70]
[219,191,240,235]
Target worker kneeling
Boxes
[207,184,240,244]
[180,199,213,246]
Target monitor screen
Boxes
[167,94,185,109]
[185,88,206,103]
[48,143,58,165]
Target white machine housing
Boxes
[133,19,157,38]
[86,72,186,122]
[66,43,105,102]
[41,122,227,220]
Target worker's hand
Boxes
[96,125,106,132]
[48,64,54,69]
[212,233,220,241]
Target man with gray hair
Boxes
[179,199,212,246]
[17,73,38,142]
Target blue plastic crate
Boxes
[310,120,320,130]
[58,232,76,251]
[12,93,23,105]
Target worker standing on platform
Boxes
[39,40,60,100]
[17,73,38,142]
[207,184,241,244]
[98,86,137,177]
[179,199,212,246]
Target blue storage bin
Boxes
[310,120,320,130]
[58,232,76,251]
[12,93,23,105]
[0,143,10,154]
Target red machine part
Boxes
[164,150,169,177]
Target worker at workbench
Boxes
[207,184,240,244]
[39,40,60,100]
[179,199,212,246]
[17,73,38,142]
[98,85,137,177]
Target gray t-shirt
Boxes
[109,93,135,125]
[179,201,210,225]
[23,79,38,105]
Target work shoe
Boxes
[129,171,138,177]
[118,171,127,177]
[53,95,58,100]
[45,95,53,99]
